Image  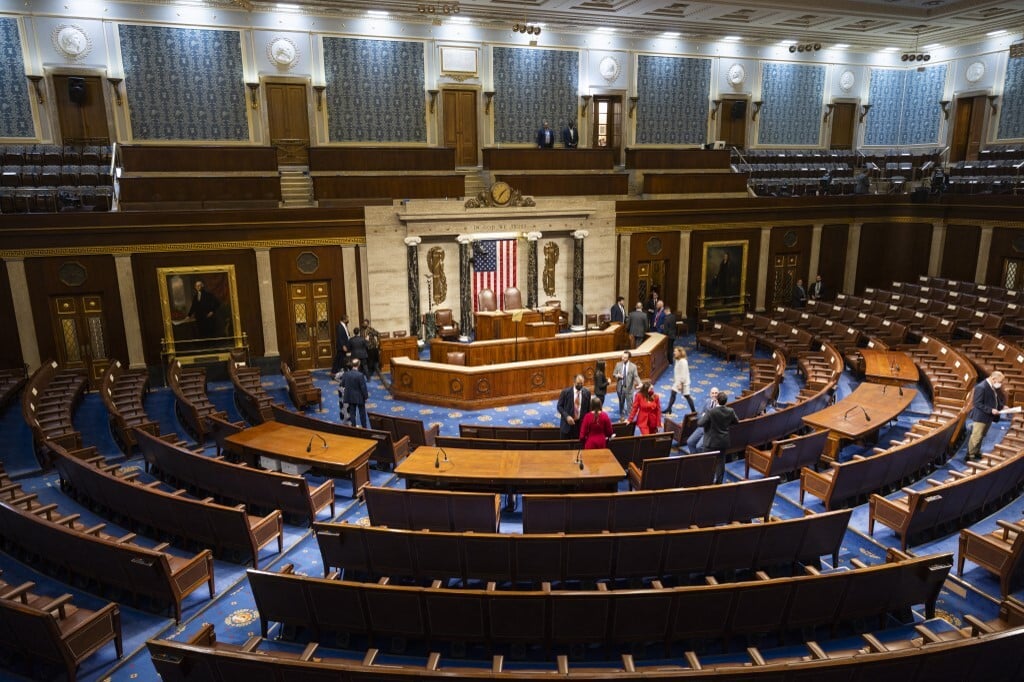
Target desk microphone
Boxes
[438,445,451,464]
[860,406,872,422]
[434,448,440,469]
[306,435,314,453]
[842,406,858,421]
[314,433,328,449]
[575,446,584,470]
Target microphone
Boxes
[438,445,451,464]
[434,448,440,469]
[306,435,314,453]
[315,433,328,449]
[861,406,871,422]
[842,406,858,421]
[575,446,584,470]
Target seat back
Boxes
[477,288,497,311]
[503,287,523,310]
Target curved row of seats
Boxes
[168,359,225,443]
[100,359,158,453]
[228,359,276,424]
[21,359,89,469]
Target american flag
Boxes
[473,239,517,310]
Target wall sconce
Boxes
[26,75,44,104]
[427,89,439,113]
[107,78,123,107]
[580,94,591,116]
[751,101,763,121]
[512,23,542,35]
[245,82,260,109]
[313,85,326,111]
[823,103,835,121]
[484,91,495,114]
[859,103,872,122]
[418,2,460,14]
[628,96,639,119]
[939,100,951,120]
[988,95,999,112]
[710,99,722,120]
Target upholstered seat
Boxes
[503,287,523,310]
[434,308,460,341]
[477,289,497,312]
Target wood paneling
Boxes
[266,82,310,166]
[817,224,849,297]
[0,264,24,368]
[483,148,617,170]
[269,246,347,368]
[625,148,731,169]
[132,250,263,367]
[942,224,981,282]
[432,326,622,365]
[829,103,856,150]
[23,255,126,369]
[119,177,281,209]
[767,225,813,307]
[629,231,681,312]
[856,222,932,293]
[442,89,479,167]
[717,99,747,149]
[52,74,110,144]
[119,146,279,172]
[494,173,628,196]
[308,147,456,171]
[313,175,464,201]
[988,227,1024,287]
[685,228,762,318]
[643,172,749,194]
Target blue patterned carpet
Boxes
[0,336,1018,680]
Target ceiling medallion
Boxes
[267,37,299,69]
[965,61,985,83]
[52,25,92,61]
[727,63,745,86]
[839,70,855,92]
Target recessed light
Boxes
[779,39,797,46]
[881,47,898,52]
[661,31,680,38]
[366,10,388,17]
[275,3,300,10]
[923,43,942,50]
[988,29,1007,36]
[595,27,616,33]
[832,43,850,49]
[722,35,742,42]
[449,16,470,24]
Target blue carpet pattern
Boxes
[0,335,1018,680]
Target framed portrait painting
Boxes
[700,240,749,312]
[157,265,242,358]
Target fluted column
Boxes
[526,231,541,308]
[404,237,422,336]
[114,255,146,369]
[457,235,474,337]
[4,257,40,371]
[572,230,588,327]
[844,223,862,295]
[253,248,280,358]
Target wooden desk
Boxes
[395,446,626,494]
[224,421,375,493]
[473,309,558,341]
[431,323,624,365]
[860,349,919,386]
[803,383,917,461]
[525,321,557,339]
[379,336,418,373]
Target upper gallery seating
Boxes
[0,143,113,213]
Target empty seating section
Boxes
[627,452,718,490]
[281,361,322,411]
[49,439,283,568]
[743,148,941,196]
[168,360,225,443]
[959,518,1024,597]
[100,360,158,453]
[460,421,637,440]
[0,570,123,680]
[21,360,89,468]
[0,143,113,213]
[369,412,439,448]
[228,360,276,424]
[363,486,501,532]
[522,477,780,533]
[745,428,829,480]
[245,550,951,648]
[135,428,334,525]
[272,404,409,469]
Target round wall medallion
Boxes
[839,70,855,92]
[530,372,545,388]
[965,61,985,83]
[727,63,746,86]
[646,236,663,256]
[296,251,320,274]
[598,56,621,83]
[449,378,463,394]
[58,261,87,287]
[475,378,491,395]
[52,25,92,61]
[267,37,299,69]
[783,231,798,248]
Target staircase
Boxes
[461,168,488,200]
[279,166,316,208]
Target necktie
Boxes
[573,390,580,419]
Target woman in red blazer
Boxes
[628,381,663,435]
[579,396,614,449]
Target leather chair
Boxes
[478,289,497,312]
[545,300,569,332]
[503,287,523,310]
[434,309,460,341]
[446,351,466,366]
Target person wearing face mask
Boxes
[966,371,1005,461]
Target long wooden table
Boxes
[224,421,375,493]
[802,382,917,461]
[860,349,919,386]
[395,446,626,494]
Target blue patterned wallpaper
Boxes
[0,18,34,138]
[323,37,426,142]
[758,63,824,146]
[493,47,578,144]
[865,65,946,146]
[635,55,711,144]
[119,25,248,141]
[998,57,1024,139]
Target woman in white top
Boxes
[663,346,697,414]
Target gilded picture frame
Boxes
[157,265,242,358]
[700,240,749,312]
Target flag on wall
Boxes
[472,239,517,311]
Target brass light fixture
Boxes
[939,100,951,120]
[427,89,439,113]
[751,101,763,121]
[484,91,495,114]
[988,95,999,112]
[107,77,123,106]
[710,99,722,120]
[245,82,260,109]
[313,85,326,111]
[628,96,639,118]
[824,103,835,121]
[26,75,44,104]
[580,94,591,115]
[418,2,460,14]
[859,103,872,122]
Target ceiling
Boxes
[218,0,1024,51]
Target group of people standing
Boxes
[331,315,382,428]
[535,120,579,149]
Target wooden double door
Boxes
[287,281,334,370]
[266,82,311,166]
[51,294,110,385]
[442,90,479,167]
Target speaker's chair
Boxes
[503,287,523,310]
[477,289,497,312]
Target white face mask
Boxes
[993,382,1003,390]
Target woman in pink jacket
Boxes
[629,381,662,435]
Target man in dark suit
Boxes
[609,296,626,324]
[331,315,350,374]
[536,120,554,148]
[556,374,591,439]
[340,359,369,428]
[792,279,807,308]
[698,392,738,482]
[662,304,677,365]
[966,371,1005,461]
[348,328,369,377]
[627,302,649,348]
[810,274,825,301]
[562,121,579,148]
